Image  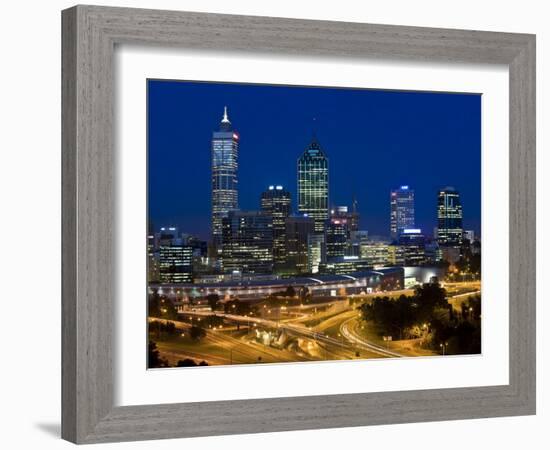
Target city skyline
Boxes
[148,80,481,240]
[147,79,482,368]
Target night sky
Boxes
[148,80,481,241]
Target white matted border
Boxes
[114,45,508,406]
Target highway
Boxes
[155,281,481,365]
[340,317,404,358]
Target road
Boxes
[340,317,404,358]
[163,282,481,364]
[182,310,367,353]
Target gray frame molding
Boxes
[62,5,536,444]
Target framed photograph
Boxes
[62,5,536,444]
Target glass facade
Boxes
[221,211,274,274]
[437,187,463,247]
[297,138,329,233]
[211,107,239,248]
[390,186,415,239]
[285,215,316,274]
[260,186,291,269]
[307,233,326,274]
[158,245,193,283]
[326,219,348,258]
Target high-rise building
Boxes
[285,215,316,274]
[390,186,415,239]
[326,217,348,259]
[211,106,239,249]
[437,187,463,247]
[463,230,475,243]
[157,227,193,283]
[350,196,360,232]
[297,136,329,233]
[147,221,159,283]
[397,228,426,266]
[307,233,326,274]
[221,211,273,274]
[260,185,291,270]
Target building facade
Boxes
[437,187,463,247]
[211,107,239,249]
[390,186,415,239]
[157,227,193,283]
[285,215,316,274]
[326,217,348,259]
[397,228,426,266]
[307,233,326,274]
[297,137,329,233]
[221,210,273,274]
[260,185,291,270]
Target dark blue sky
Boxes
[148,80,481,241]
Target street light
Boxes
[440,342,448,356]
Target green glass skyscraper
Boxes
[297,137,329,233]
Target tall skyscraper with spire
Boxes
[211,106,239,249]
[297,136,329,233]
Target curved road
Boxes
[340,317,404,358]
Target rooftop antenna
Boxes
[221,105,230,123]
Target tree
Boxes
[224,299,254,316]
[176,358,209,367]
[149,320,177,337]
[285,286,296,297]
[414,282,448,323]
[189,325,206,341]
[177,358,198,367]
[206,294,220,311]
[148,289,178,319]
[148,340,169,368]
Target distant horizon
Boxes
[148,80,481,242]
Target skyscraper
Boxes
[297,136,329,233]
[260,185,291,269]
[157,227,193,283]
[397,228,426,266]
[390,186,415,239]
[211,106,239,249]
[437,187,463,247]
[221,211,273,274]
[326,210,349,259]
[285,215,316,274]
[350,196,360,232]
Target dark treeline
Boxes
[359,284,481,355]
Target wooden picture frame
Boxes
[62,5,536,444]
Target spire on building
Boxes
[220,106,232,131]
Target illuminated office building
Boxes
[307,233,326,274]
[463,230,475,243]
[297,137,329,233]
[285,215,316,274]
[157,227,193,283]
[147,221,159,283]
[390,186,415,239]
[437,187,463,247]
[260,185,291,270]
[326,217,348,259]
[221,211,273,274]
[211,106,239,249]
[397,228,426,266]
